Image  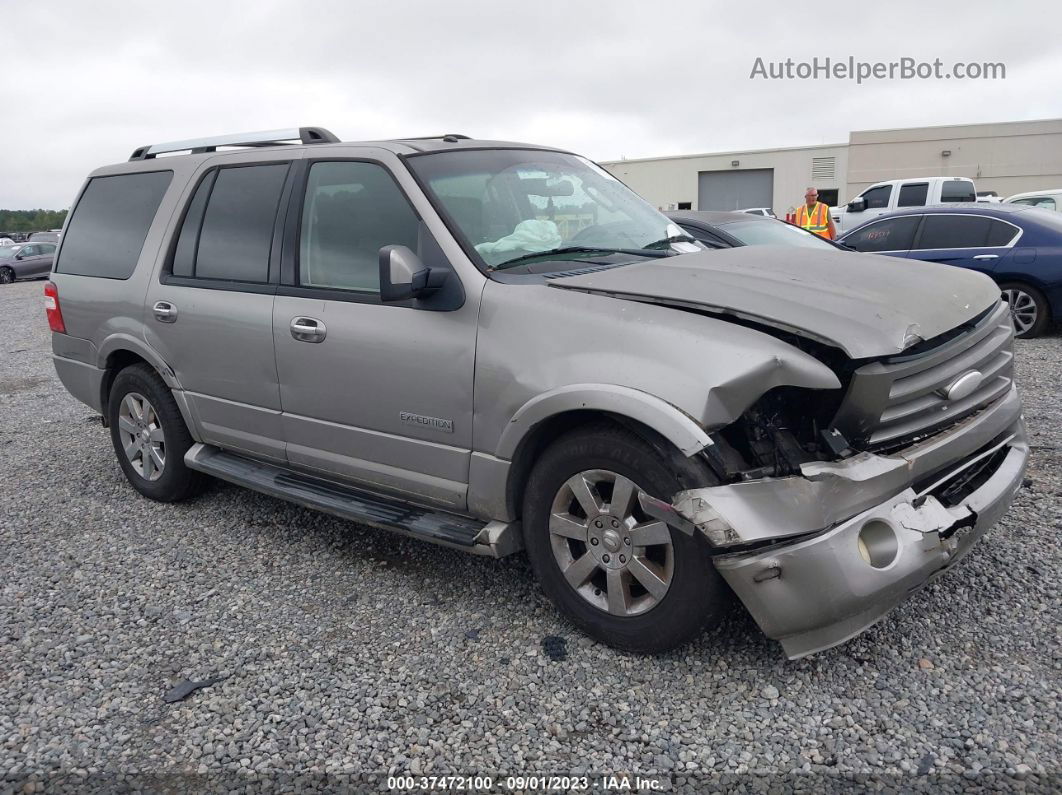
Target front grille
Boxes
[832,301,1014,450]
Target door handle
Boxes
[972,254,999,261]
[290,316,327,343]
[153,301,178,323]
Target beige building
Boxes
[601,118,1062,217]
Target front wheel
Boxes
[1000,282,1050,339]
[522,423,728,653]
[0,266,14,284]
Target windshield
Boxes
[407,149,687,269]
[0,245,21,258]
[718,219,837,249]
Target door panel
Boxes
[273,158,475,509]
[274,297,475,508]
[142,161,293,461]
[906,248,1011,277]
[144,287,284,460]
[907,214,1016,277]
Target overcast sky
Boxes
[3,0,1060,208]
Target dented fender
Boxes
[474,281,842,461]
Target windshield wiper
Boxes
[641,234,697,250]
[492,245,669,270]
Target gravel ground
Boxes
[1,278,1059,793]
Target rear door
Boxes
[907,214,1019,276]
[144,159,297,462]
[272,156,476,510]
[896,182,929,210]
[33,243,57,277]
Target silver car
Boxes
[47,127,1027,658]
[0,242,56,284]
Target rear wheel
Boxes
[107,364,204,502]
[0,266,14,284]
[522,423,728,653]
[1000,282,1050,338]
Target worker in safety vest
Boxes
[795,187,836,240]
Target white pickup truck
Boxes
[832,177,977,233]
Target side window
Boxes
[55,171,172,279]
[897,183,929,207]
[1035,197,1057,210]
[40,244,56,255]
[843,216,919,252]
[860,185,892,209]
[986,220,1019,247]
[679,224,726,248]
[171,171,215,278]
[1009,198,1034,206]
[21,245,38,256]
[298,161,420,293]
[940,181,976,203]
[914,215,994,249]
[196,165,289,282]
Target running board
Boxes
[184,444,521,557]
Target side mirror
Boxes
[379,245,447,303]
[848,197,866,213]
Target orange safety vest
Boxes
[796,202,833,239]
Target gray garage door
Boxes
[697,168,774,211]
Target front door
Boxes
[273,158,476,510]
[144,161,295,462]
[19,243,57,277]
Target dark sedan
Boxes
[0,242,57,284]
[839,204,1062,338]
[666,210,843,250]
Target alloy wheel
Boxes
[1001,288,1037,336]
[549,469,674,617]
[0,267,13,284]
[117,392,166,481]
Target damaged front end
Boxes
[642,301,1028,659]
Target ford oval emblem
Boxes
[936,370,984,402]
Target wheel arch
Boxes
[97,336,196,436]
[996,278,1054,329]
[498,385,715,521]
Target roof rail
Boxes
[398,134,471,142]
[128,126,339,161]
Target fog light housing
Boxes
[857,520,899,569]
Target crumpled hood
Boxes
[548,245,1000,358]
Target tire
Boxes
[107,363,204,502]
[999,282,1050,339]
[522,422,728,654]
[0,266,14,285]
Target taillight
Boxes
[44,281,66,333]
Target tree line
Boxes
[0,209,68,233]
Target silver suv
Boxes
[47,127,1027,658]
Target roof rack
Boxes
[128,126,339,161]
[398,134,471,142]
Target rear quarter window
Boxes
[56,171,172,279]
[940,180,976,203]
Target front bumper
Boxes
[645,386,1028,658]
